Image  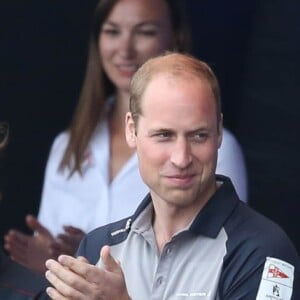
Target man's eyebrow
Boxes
[148,126,211,135]
[187,127,211,134]
[148,127,173,133]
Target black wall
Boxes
[236,0,300,251]
[0,1,98,240]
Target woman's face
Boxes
[99,0,175,94]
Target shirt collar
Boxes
[130,175,240,239]
[189,175,239,238]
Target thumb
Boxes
[100,245,121,273]
[26,215,52,238]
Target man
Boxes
[45,53,299,299]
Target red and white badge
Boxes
[256,257,294,299]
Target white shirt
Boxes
[38,123,247,236]
[218,128,248,202]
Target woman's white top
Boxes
[38,123,247,236]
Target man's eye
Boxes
[159,132,171,137]
[193,133,209,142]
[154,132,172,140]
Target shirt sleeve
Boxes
[219,224,300,299]
[37,132,69,236]
[217,128,248,202]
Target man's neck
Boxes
[151,181,218,253]
[152,211,193,253]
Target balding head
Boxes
[129,52,222,127]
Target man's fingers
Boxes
[46,258,86,286]
[57,254,107,287]
[49,255,94,280]
[45,252,129,299]
[77,256,89,263]
[101,245,121,273]
[45,269,84,300]
[46,257,95,297]
[46,286,69,300]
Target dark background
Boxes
[1,0,299,251]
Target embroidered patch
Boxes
[256,257,294,300]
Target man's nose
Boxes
[170,138,192,169]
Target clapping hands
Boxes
[45,245,131,300]
[4,215,85,274]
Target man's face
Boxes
[126,74,222,211]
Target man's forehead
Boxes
[148,71,201,86]
[141,72,206,102]
[141,72,213,105]
[139,75,217,123]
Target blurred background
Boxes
[1,0,299,251]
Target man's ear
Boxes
[217,113,223,149]
[125,112,137,148]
